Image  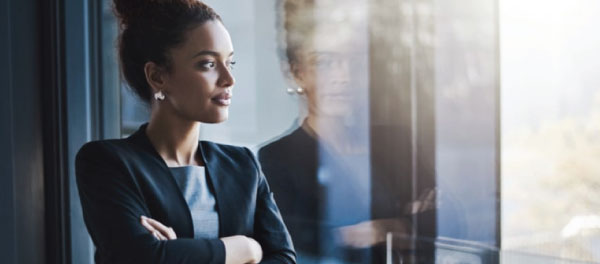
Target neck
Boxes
[146,107,203,167]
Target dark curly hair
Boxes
[275,0,315,67]
[113,0,222,104]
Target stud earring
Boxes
[154,91,165,101]
[287,87,305,95]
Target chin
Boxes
[200,117,227,124]
[320,106,351,117]
[198,112,228,124]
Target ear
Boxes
[143,61,167,93]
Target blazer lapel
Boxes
[199,141,239,237]
[128,124,196,238]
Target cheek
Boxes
[297,68,317,90]
[311,70,336,95]
[172,71,215,97]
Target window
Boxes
[500,0,600,262]
[88,0,600,263]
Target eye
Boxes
[197,61,215,70]
[227,60,237,70]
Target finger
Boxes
[145,217,169,232]
[145,217,177,240]
[166,227,177,240]
[416,188,429,201]
[140,216,157,233]
[141,216,169,241]
[154,231,167,241]
[424,188,436,202]
[420,190,436,212]
[151,231,161,240]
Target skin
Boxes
[140,20,263,264]
[291,23,355,152]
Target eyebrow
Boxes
[191,50,234,59]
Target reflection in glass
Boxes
[259,0,417,263]
[259,0,370,262]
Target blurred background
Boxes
[1,0,598,263]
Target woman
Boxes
[75,1,295,263]
[258,0,434,262]
[259,0,380,262]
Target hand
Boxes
[220,235,263,264]
[140,215,177,241]
[337,218,411,248]
[404,187,437,215]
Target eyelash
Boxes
[228,60,236,70]
[199,61,215,69]
[197,60,236,70]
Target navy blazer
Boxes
[75,124,295,264]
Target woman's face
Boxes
[291,23,360,118]
[161,20,235,124]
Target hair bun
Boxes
[113,0,201,27]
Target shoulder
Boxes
[259,128,309,158]
[258,127,315,165]
[76,138,137,162]
[74,138,147,178]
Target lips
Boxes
[211,90,232,106]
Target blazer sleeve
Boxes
[243,148,297,264]
[75,142,226,264]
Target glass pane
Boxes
[435,0,499,245]
[100,0,121,138]
[110,0,502,263]
[500,0,600,262]
[95,0,600,263]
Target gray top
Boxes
[169,166,219,239]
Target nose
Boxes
[330,59,350,87]
[217,64,235,88]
